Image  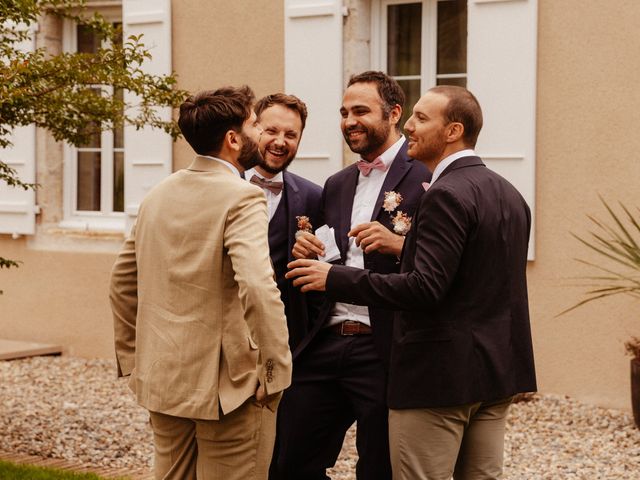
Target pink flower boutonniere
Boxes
[391,211,412,236]
[295,215,313,239]
[383,191,412,236]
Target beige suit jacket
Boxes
[110,156,292,420]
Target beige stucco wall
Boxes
[171,0,285,171]
[531,0,640,409]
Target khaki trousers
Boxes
[388,397,513,480]
[149,399,277,480]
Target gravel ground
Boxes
[1,356,639,479]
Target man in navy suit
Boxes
[288,86,537,479]
[244,93,323,480]
[276,72,431,480]
[245,93,323,352]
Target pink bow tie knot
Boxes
[357,157,387,176]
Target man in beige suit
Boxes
[110,85,292,480]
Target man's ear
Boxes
[225,129,241,153]
[446,122,464,144]
[389,104,402,127]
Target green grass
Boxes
[0,460,128,480]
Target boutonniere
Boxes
[295,215,313,239]
[383,191,403,212]
[391,211,412,236]
[383,191,412,236]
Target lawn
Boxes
[0,460,126,480]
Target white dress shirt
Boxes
[244,168,284,221]
[328,135,405,327]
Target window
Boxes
[63,19,125,230]
[373,0,467,126]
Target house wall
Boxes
[171,0,285,170]
[531,0,640,409]
[2,0,640,411]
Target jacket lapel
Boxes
[283,171,303,261]
[338,165,359,257]
[370,140,412,221]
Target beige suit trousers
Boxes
[388,396,513,480]
[149,398,277,480]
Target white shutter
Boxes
[285,0,344,186]
[467,0,538,259]
[123,0,172,232]
[0,27,37,236]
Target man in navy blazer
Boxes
[288,86,537,479]
[276,72,431,480]
[245,93,322,480]
[245,93,322,352]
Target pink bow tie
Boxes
[422,182,430,191]
[357,157,387,176]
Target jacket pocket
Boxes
[401,326,453,343]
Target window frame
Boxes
[371,0,467,93]
[61,15,125,232]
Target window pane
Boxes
[387,3,422,76]
[77,25,100,54]
[77,152,101,211]
[113,151,124,212]
[397,79,422,134]
[437,0,467,75]
[437,76,467,88]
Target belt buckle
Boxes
[341,321,355,336]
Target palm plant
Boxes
[562,197,640,358]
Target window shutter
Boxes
[284,0,344,186]
[0,27,37,236]
[467,0,538,258]
[122,0,172,232]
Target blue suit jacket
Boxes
[269,170,323,352]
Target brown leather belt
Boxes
[326,320,372,336]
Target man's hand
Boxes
[292,231,325,259]
[286,259,331,292]
[349,221,404,256]
[254,383,280,408]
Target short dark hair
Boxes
[255,93,308,131]
[347,70,406,120]
[429,85,483,148]
[178,85,255,156]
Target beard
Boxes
[258,145,296,175]
[342,121,391,157]
[237,132,263,170]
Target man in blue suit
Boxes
[246,92,323,353]
[276,72,431,480]
[244,94,323,480]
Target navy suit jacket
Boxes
[293,140,431,367]
[270,170,323,352]
[326,156,537,408]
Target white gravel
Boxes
[1,356,639,479]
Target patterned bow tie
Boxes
[249,174,284,195]
[356,157,387,176]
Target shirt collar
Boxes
[431,149,476,184]
[200,155,241,177]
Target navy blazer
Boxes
[326,156,537,408]
[293,140,431,366]
[270,170,323,352]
